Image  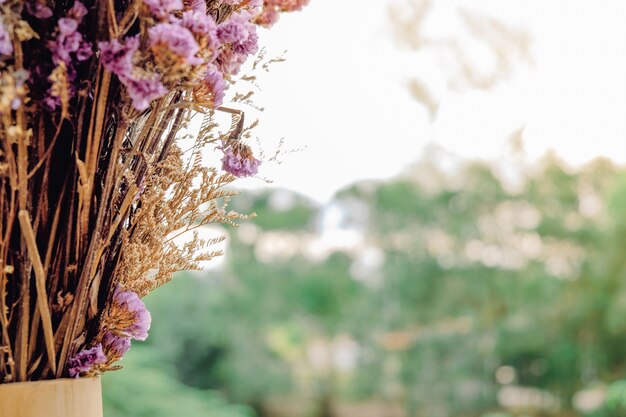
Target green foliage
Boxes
[104,155,626,417]
[103,346,255,417]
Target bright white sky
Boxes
[233,0,626,202]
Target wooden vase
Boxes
[0,376,102,417]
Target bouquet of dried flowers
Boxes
[0,0,308,383]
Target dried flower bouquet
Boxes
[0,0,308,383]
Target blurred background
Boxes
[103,1,626,416]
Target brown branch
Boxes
[18,211,57,375]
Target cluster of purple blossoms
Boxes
[96,0,265,111]
[184,0,206,13]
[103,331,132,358]
[256,0,310,27]
[179,10,219,48]
[215,11,259,76]
[25,2,53,19]
[111,285,152,341]
[48,2,91,66]
[99,36,167,111]
[143,0,183,18]
[200,66,226,107]
[44,1,92,109]
[68,344,107,378]
[67,285,149,377]
[221,144,261,178]
[0,20,11,56]
[149,22,203,66]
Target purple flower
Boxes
[233,31,258,56]
[217,12,255,45]
[179,10,217,37]
[0,21,12,56]
[25,2,53,19]
[143,0,183,18]
[221,144,261,177]
[149,23,203,65]
[48,10,92,66]
[215,48,247,76]
[203,67,225,107]
[68,344,107,378]
[214,12,258,75]
[68,1,88,21]
[99,36,166,111]
[256,7,280,28]
[124,75,168,111]
[103,332,131,358]
[58,18,78,35]
[184,0,206,13]
[112,286,152,340]
[98,36,139,77]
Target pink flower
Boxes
[124,75,168,111]
[58,18,78,36]
[217,12,256,45]
[203,66,226,107]
[143,0,183,18]
[221,144,261,177]
[184,0,206,13]
[214,11,258,75]
[256,0,309,28]
[179,10,217,38]
[0,21,12,56]
[68,344,107,377]
[48,8,92,66]
[25,2,53,19]
[268,0,309,12]
[149,23,203,65]
[215,47,247,76]
[103,332,131,358]
[112,286,152,340]
[68,1,89,21]
[99,36,167,111]
[98,36,139,77]
[255,7,280,27]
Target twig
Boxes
[18,211,57,375]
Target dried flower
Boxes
[179,10,218,37]
[68,1,88,21]
[0,69,29,113]
[48,5,92,66]
[108,286,152,341]
[98,36,140,78]
[149,22,203,66]
[0,0,309,382]
[99,36,167,110]
[195,66,226,107]
[0,21,13,56]
[217,12,256,45]
[255,7,280,27]
[270,0,310,12]
[143,0,183,18]
[215,11,259,75]
[68,344,107,377]
[256,0,310,28]
[124,74,168,111]
[184,0,206,13]
[103,332,131,358]
[25,2,53,19]
[221,143,261,177]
